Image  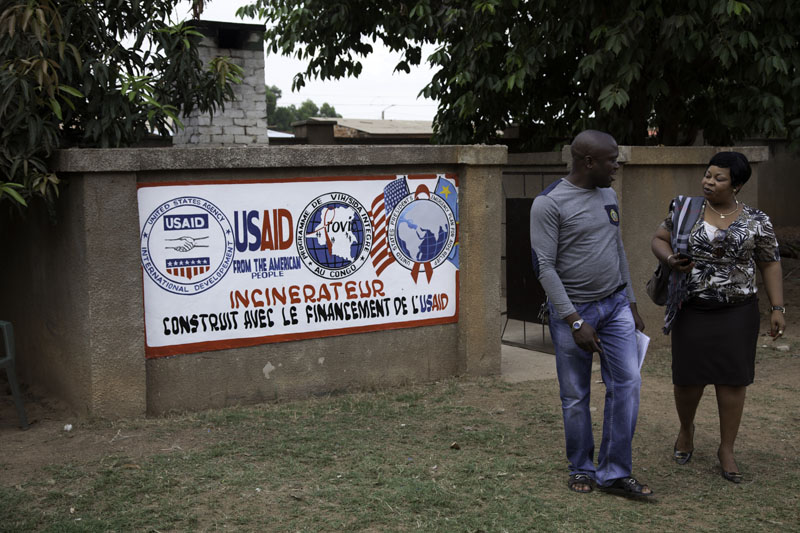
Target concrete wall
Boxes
[0,146,505,417]
[740,138,800,228]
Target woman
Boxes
[651,151,785,483]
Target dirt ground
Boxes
[2,253,800,492]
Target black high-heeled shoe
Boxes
[673,424,694,465]
[717,449,742,483]
[721,469,743,484]
[673,446,693,465]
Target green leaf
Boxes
[58,85,83,97]
[141,94,160,107]
[0,185,28,206]
[164,109,184,130]
[67,43,82,69]
[49,98,62,120]
[506,73,516,91]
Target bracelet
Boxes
[666,254,676,263]
[771,305,786,314]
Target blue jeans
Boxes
[548,290,641,486]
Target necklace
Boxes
[706,199,739,219]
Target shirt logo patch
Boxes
[605,205,620,226]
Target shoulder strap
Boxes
[671,196,703,254]
[663,196,704,334]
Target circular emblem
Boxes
[296,193,373,279]
[610,208,619,223]
[387,188,456,271]
[140,197,235,295]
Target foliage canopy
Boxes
[0,0,241,208]
[239,0,800,151]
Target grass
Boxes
[1,349,799,532]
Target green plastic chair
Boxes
[0,320,29,429]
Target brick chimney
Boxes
[172,20,268,146]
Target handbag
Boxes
[646,195,704,309]
[645,263,669,306]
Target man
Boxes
[530,130,652,498]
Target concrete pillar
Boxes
[456,148,504,375]
[82,173,147,416]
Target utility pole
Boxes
[381,105,396,120]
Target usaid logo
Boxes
[164,214,209,231]
[140,197,235,295]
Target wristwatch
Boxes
[771,306,786,314]
[572,318,585,331]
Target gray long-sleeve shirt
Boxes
[529,178,635,319]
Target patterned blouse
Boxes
[662,202,780,303]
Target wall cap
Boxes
[52,145,508,173]
[561,145,770,165]
[507,151,563,166]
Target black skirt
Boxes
[671,296,760,386]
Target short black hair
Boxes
[708,151,751,189]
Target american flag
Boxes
[369,176,409,276]
[166,257,210,280]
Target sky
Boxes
[174,1,439,121]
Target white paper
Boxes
[635,330,650,371]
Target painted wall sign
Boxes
[137,174,460,358]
